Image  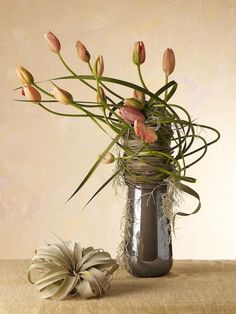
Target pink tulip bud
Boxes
[132,41,146,65]
[16,66,34,84]
[97,87,107,104]
[75,41,90,63]
[99,152,115,164]
[134,120,158,144]
[44,31,61,53]
[22,83,41,102]
[124,97,144,110]
[134,119,146,138]
[119,106,144,124]
[144,127,158,144]
[93,55,104,79]
[51,84,73,105]
[163,48,175,76]
[133,89,145,102]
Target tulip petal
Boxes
[132,41,146,65]
[163,48,175,76]
[119,106,144,124]
[23,83,41,102]
[134,120,146,138]
[134,120,158,144]
[144,127,158,144]
[76,41,90,63]
[93,55,104,78]
[124,98,144,110]
[51,84,73,105]
[44,31,61,53]
[16,66,34,84]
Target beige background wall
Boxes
[0,0,235,259]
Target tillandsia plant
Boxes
[28,237,118,300]
[15,32,220,227]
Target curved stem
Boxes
[137,65,148,90]
[58,53,97,92]
[67,126,129,202]
[88,61,123,101]
[38,103,108,121]
[25,74,220,176]
[71,102,118,134]
[96,79,121,134]
[58,53,77,76]
[32,83,53,98]
[183,135,208,169]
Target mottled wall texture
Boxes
[0,0,235,259]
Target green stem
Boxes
[25,74,220,175]
[32,83,53,98]
[58,53,97,92]
[88,61,123,101]
[67,127,128,202]
[164,74,168,102]
[58,56,123,128]
[71,102,115,134]
[58,53,77,76]
[93,78,130,131]
[137,65,148,90]
[37,103,117,122]
[96,80,121,134]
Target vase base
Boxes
[126,257,173,278]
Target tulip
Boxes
[51,84,73,104]
[119,106,144,124]
[75,41,90,63]
[132,41,146,65]
[124,97,144,110]
[16,66,34,84]
[44,31,61,53]
[99,152,115,164]
[144,127,158,144]
[134,119,146,139]
[133,89,145,102]
[162,48,175,76]
[97,87,107,105]
[134,120,158,144]
[22,83,41,102]
[93,55,104,79]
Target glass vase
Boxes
[123,183,173,277]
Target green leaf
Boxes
[83,167,123,208]
[152,80,178,99]
[66,129,127,202]
[175,182,201,217]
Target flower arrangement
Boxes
[15,31,220,226]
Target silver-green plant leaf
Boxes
[28,239,119,300]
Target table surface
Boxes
[0,260,235,314]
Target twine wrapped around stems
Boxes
[121,116,173,188]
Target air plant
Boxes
[28,239,118,300]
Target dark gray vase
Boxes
[123,184,173,277]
